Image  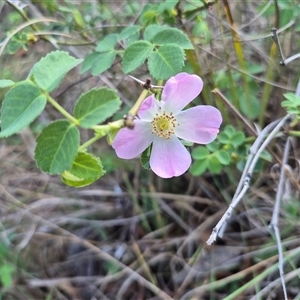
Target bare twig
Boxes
[206,114,292,245]
[249,267,300,300]
[269,137,291,300]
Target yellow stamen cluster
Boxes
[151,111,178,139]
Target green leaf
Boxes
[119,26,141,41]
[192,18,211,44]
[62,152,105,187]
[140,146,151,169]
[207,156,222,174]
[80,52,99,73]
[126,32,140,46]
[239,93,260,120]
[158,0,179,12]
[148,44,184,80]
[217,132,230,144]
[280,100,290,107]
[0,79,15,89]
[282,93,300,107]
[144,24,167,42]
[286,107,300,114]
[192,147,209,159]
[260,150,273,162]
[7,41,22,54]
[74,88,121,128]
[139,5,158,25]
[91,51,116,75]
[283,93,299,102]
[224,125,235,136]
[0,264,14,287]
[35,120,80,174]
[0,81,46,137]
[215,150,231,165]
[73,9,85,29]
[122,41,154,73]
[152,28,193,49]
[96,34,118,52]
[30,51,83,92]
[190,159,207,176]
[206,141,219,152]
[231,132,245,147]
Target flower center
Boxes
[151,111,178,139]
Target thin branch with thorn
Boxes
[272,27,300,65]
[271,27,285,65]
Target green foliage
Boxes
[0,79,15,89]
[214,66,262,120]
[7,33,30,54]
[35,120,80,174]
[0,244,15,289]
[80,52,99,74]
[118,25,141,41]
[123,27,192,79]
[62,152,105,187]
[0,81,46,137]
[140,146,151,170]
[81,24,193,79]
[152,28,193,49]
[281,93,300,115]
[143,24,167,42]
[91,52,117,76]
[190,125,274,176]
[74,88,121,128]
[122,41,154,73]
[0,50,127,186]
[0,264,15,287]
[96,34,119,52]
[148,44,185,79]
[30,51,83,92]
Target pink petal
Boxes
[150,136,191,178]
[175,106,222,144]
[161,73,203,114]
[138,94,160,121]
[112,121,153,159]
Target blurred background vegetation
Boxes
[0,0,300,299]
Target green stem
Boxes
[128,89,149,117]
[79,119,124,151]
[288,130,300,137]
[46,94,79,125]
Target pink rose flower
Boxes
[112,73,222,178]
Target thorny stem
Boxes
[271,28,285,64]
[272,27,300,65]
